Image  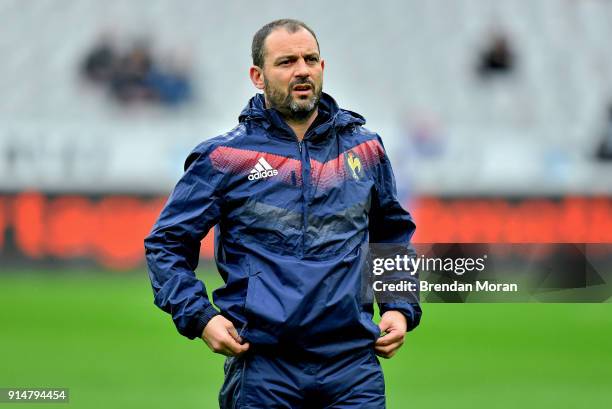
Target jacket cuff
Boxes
[379,303,422,332]
[190,305,220,340]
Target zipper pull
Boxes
[298,141,303,153]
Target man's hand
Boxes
[201,315,250,357]
[374,311,408,359]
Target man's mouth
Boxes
[292,84,312,93]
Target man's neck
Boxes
[285,109,318,142]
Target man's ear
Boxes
[249,66,265,90]
[321,58,325,72]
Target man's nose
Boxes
[293,58,310,77]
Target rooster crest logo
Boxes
[345,150,363,180]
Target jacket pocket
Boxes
[244,270,285,329]
[243,264,301,342]
[242,270,282,345]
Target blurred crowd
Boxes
[596,103,612,160]
[476,31,516,79]
[80,33,193,107]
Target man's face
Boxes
[257,28,324,121]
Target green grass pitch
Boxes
[0,271,610,409]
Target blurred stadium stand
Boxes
[1,0,611,268]
[1,0,611,194]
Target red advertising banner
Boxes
[0,192,611,270]
[411,197,612,243]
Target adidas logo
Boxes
[248,157,279,181]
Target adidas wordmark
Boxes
[248,157,279,181]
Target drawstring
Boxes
[244,116,253,135]
[332,114,342,171]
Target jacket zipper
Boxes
[278,121,308,258]
[290,128,317,258]
[297,139,307,258]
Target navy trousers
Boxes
[219,346,386,408]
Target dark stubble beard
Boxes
[264,76,322,122]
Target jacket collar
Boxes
[238,92,365,142]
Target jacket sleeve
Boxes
[144,142,223,340]
[369,135,422,332]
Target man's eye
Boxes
[279,60,291,65]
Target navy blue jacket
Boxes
[145,92,421,357]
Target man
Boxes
[145,19,421,408]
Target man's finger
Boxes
[235,342,250,356]
[375,343,401,357]
[223,336,250,356]
[375,333,400,346]
[375,348,397,359]
[378,321,391,334]
[375,342,400,354]
[225,341,249,357]
[375,330,403,347]
[227,325,243,344]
